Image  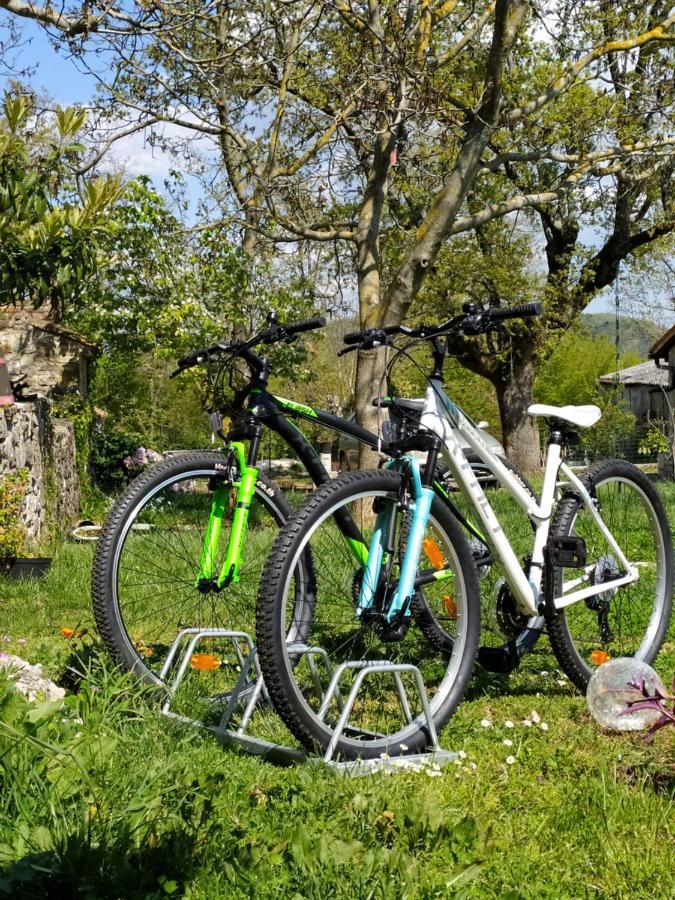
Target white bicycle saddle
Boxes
[527,404,601,429]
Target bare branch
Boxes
[0,0,97,35]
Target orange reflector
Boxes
[190,653,221,671]
[590,650,610,666]
[443,595,458,620]
[423,538,445,570]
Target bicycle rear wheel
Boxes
[93,451,301,686]
[256,469,480,760]
[546,460,673,691]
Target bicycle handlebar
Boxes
[340,302,543,352]
[172,314,326,376]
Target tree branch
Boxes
[0,0,97,35]
[506,12,675,124]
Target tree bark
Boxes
[494,360,541,474]
[354,349,388,468]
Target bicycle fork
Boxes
[356,456,454,627]
[196,442,259,590]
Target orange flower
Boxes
[443,595,458,620]
[61,627,75,638]
[190,653,221,671]
[591,650,610,666]
[143,647,155,658]
[423,538,445,570]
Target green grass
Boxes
[0,485,673,898]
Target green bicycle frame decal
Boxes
[272,395,318,418]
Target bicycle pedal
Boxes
[547,536,587,568]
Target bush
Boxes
[581,395,636,461]
[89,424,143,493]
[0,469,28,559]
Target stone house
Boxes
[0,306,99,548]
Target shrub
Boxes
[0,469,28,559]
[89,424,143,493]
[581,394,636,461]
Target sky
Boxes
[1,16,672,329]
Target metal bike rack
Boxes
[160,627,457,775]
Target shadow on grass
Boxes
[0,824,201,899]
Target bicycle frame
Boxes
[417,379,639,618]
[196,385,491,591]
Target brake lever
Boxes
[337,345,358,357]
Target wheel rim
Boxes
[277,487,473,753]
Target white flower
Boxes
[531,711,541,723]
[522,719,532,727]
[540,722,549,732]
[480,718,492,728]
[469,762,478,771]
[540,670,549,677]
[506,755,516,765]
[503,739,513,747]
[458,750,467,759]
[427,769,442,777]
[504,720,514,729]
[557,679,567,687]
[400,743,408,751]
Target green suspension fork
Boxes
[196,442,259,589]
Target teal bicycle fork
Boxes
[196,442,258,590]
[356,455,456,630]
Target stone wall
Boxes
[0,401,80,546]
[0,306,97,398]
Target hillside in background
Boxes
[580,313,664,361]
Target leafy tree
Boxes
[534,328,640,408]
[0,92,120,314]
[70,176,249,355]
[5,2,674,469]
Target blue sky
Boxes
[2,17,671,327]
[4,24,96,104]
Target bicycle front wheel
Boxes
[546,459,673,691]
[256,469,480,760]
[93,451,297,686]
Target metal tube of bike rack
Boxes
[159,629,455,774]
[319,661,441,763]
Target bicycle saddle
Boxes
[527,404,601,429]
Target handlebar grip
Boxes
[286,316,326,336]
[487,302,543,321]
[176,350,202,368]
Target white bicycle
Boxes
[256,303,673,759]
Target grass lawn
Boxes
[0,484,673,899]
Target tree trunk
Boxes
[494,361,542,474]
[354,348,388,469]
